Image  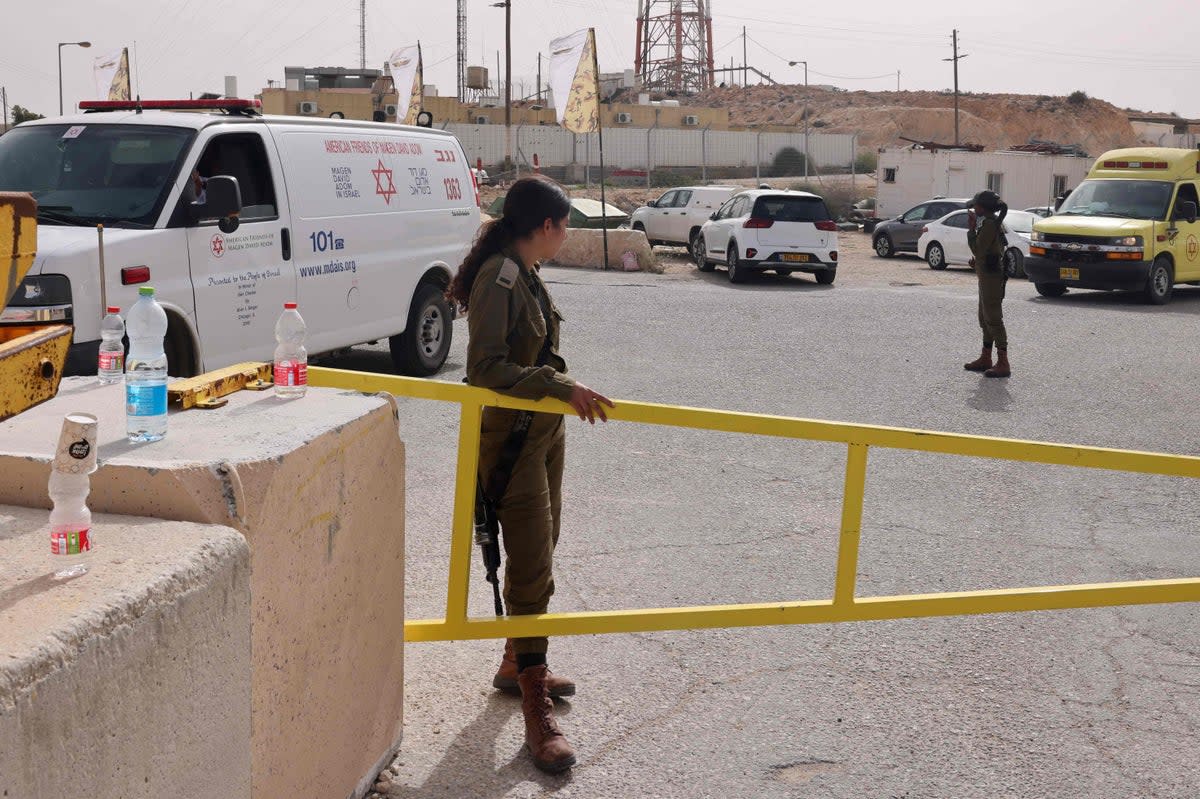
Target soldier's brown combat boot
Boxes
[518,665,577,774]
[985,349,1011,378]
[964,347,993,372]
[493,639,576,697]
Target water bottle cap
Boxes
[284,302,297,309]
[138,286,155,297]
[106,306,120,314]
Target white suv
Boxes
[693,190,839,284]
[630,185,738,249]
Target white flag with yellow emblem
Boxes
[93,48,131,101]
[549,28,599,134]
[387,44,423,124]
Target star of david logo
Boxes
[372,159,397,205]
[210,234,225,258]
[1187,235,1199,262]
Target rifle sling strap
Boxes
[484,268,556,505]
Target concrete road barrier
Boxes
[0,505,251,798]
[0,381,407,799]
[551,227,661,273]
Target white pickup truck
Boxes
[630,185,737,249]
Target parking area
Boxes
[332,232,1200,799]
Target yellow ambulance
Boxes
[1026,148,1200,305]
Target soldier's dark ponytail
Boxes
[448,176,572,309]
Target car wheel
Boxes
[814,269,836,285]
[873,234,895,258]
[925,242,947,270]
[1004,248,1026,279]
[727,243,747,284]
[1034,282,1067,298]
[390,282,452,376]
[862,220,878,234]
[693,234,714,271]
[1143,257,1173,305]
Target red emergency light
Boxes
[1101,160,1168,170]
[79,99,262,112]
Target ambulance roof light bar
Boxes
[78,99,262,115]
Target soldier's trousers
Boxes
[976,269,1008,350]
[479,410,566,656]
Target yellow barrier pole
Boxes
[834,443,869,605]
[444,403,483,624]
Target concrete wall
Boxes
[0,505,251,799]
[0,382,407,799]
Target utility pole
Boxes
[359,0,366,70]
[742,26,747,88]
[896,70,900,92]
[1,87,7,132]
[943,29,968,145]
[505,0,512,171]
[537,52,542,104]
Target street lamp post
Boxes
[58,41,92,115]
[789,60,809,181]
[491,1,512,173]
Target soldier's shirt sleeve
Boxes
[467,261,576,402]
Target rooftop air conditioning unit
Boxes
[683,114,699,126]
[616,112,633,124]
[384,103,398,117]
[298,100,318,115]
[475,115,489,125]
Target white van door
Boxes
[182,130,295,370]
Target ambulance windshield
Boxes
[1057,179,1173,221]
[0,123,194,228]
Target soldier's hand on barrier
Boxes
[569,383,615,424]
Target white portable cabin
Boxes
[875,148,1093,218]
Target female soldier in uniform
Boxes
[447,176,614,773]
[963,189,1012,378]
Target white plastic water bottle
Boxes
[97,305,125,384]
[125,286,169,442]
[273,302,308,399]
[49,470,93,578]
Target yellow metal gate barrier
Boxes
[309,366,1200,643]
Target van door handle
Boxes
[281,227,291,261]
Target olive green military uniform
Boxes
[968,216,1008,350]
[467,252,576,657]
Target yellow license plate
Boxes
[1059,267,1080,280]
[781,253,810,263]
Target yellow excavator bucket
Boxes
[0,192,72,421]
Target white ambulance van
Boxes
[0,98,480,376]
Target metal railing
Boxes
[308,366,1200,643]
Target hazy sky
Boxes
[3,0,1198,119]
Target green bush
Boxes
[771,146,812,177]
[1067,90,1088,105]
[854,151,878,173]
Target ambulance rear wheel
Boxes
[391,282,452,376]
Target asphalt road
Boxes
[334,232,1200,799]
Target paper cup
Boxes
[52,412,99,474]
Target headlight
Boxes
[1112,236,1143,247]
[1031,230,1044,242]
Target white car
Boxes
[918,209,1034,279]
[630,185,737,249]
[693,189,839,284]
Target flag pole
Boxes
[591,29,609,271]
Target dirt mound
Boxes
[668,86,1140,155]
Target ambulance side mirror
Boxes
[193,175,242,233]
[1176,200,1197,225]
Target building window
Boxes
[1053,174,1068,197]
[883,167,897,183]
[987,172,1004,195]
